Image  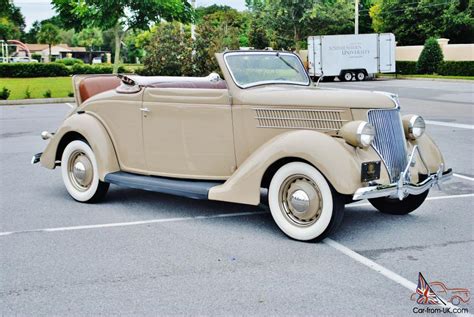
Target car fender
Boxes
[408,133,446,175]
[40,113,120,180]
[208,130,362,205]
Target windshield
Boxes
[223,52,310,88]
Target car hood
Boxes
[233,85,397,109]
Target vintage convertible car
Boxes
[32,51,452,241]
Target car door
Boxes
[141,85,236,179]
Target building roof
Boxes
[23,43,86,52]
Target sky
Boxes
[14,0,248,31]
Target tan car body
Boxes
[39,52,446,206]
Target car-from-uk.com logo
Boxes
[411,273,470,314]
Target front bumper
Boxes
[353,145,453,201]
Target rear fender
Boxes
[40,113,120,180]
[208,130,363,205]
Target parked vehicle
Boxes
[9,57,38,63]
[307,33,396,81]
[32,51,451,241]
[92,57,102,64]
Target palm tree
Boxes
[37,23,61,62]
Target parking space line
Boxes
[1,194,473,238]
[0,211,267,237]
[323,238,472,316]
[425,120,474,130]
[454,173,474,182]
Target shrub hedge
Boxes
[0,63,125,77]
[396,60,474,76]
[71,64,125,74]
[438,61,474,77]
[416,37,444,74]
[0,63,70,77]
[396,61,417,75]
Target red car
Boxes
[411,281,470,306]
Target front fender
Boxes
[40,113,120,180]
[208,130,366,205]
[407,133,446,179]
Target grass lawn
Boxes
[377,74,474,80]
[0,77,73,100]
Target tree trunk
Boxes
[113,23,121,74]
[294,26,301,52]
[48,44,52,62]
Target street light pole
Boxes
[355,0,359,34]
[191,0,196,40]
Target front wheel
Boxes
[61,140,109,203]
[340,71,354,82]
[369,190,429,215]
[268,162,345,241]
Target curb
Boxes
[376,76,473,83]
[0,97,75,105]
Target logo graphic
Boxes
[415,272,446,305]
[410,273,470,306]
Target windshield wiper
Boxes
[275,52,300,74]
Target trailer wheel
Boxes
[340,72,353,82]
[355,71,366,81]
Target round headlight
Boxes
[340,121,376,148]
[357,122,376,147]
[403,115,425,140]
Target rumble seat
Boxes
[79,76,122,103]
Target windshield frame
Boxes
[223,51,311,89]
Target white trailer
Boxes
[307,33,395,81]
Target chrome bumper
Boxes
[353,145,453,201]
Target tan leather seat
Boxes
[79,76,122,102]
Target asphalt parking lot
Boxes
[1,79,473,316]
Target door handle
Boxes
[140,107,150,113]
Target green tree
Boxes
[416,37,444,74]
[309,0,354,35]
[37,23,61,62]
[73,28,103,63]
[0,0,25,40]
[141,23,193,76]
[370,0,473,45]
[52,0,193,73]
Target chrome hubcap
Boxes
[279,174,323,226]
[68,151,93,191]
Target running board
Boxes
[104,172,224,200]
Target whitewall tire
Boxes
[61,140,109,203]
[268,162,344,241]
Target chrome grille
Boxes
[254,108,347,131]
[368,109,407,182]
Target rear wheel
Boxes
[355,71,366,81]
[369,190,429,215]
[268,162,345,241]
[61,140,109,203]
[340,71,353,82]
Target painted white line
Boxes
[454,173,474,182]
[426,120,474,130]
[65,103,75,108]
[0,211,267,237]
[324,238,472,316]
[349,193,474,207]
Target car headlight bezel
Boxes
[403,115,425,140]
[340,121,376,148]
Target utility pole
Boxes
[355,0,359,34]
[191,0,196,40]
